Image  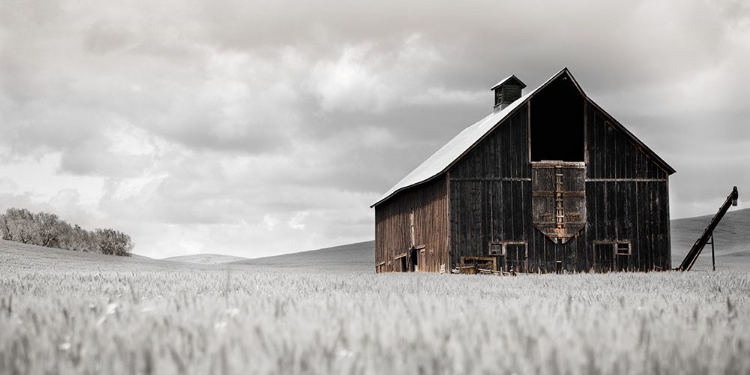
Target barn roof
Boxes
[371,68,675,207]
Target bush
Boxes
[95,228,133,256]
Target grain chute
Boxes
[677,186,739,271]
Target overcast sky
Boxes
[1,0,748,258]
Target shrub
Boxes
[95,228,133,256]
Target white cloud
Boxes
[263,214,279,231]
[288,211,309,230]
[312,45,394,113]
[310,34,448,113]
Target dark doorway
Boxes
[530,73,585,161]
[398,256,407,272]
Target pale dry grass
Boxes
[1,243,749,375]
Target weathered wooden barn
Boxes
[372,68,675,274]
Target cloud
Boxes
[309,35,447,113]
[263,214,279,231]
[288,211,309,230]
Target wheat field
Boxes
[1,241,749,375]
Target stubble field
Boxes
[1,240,749,375]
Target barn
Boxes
[371,68,675,274]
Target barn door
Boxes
[531,162,586,243]
[410,246,426,272]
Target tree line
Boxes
[0,208,133,256]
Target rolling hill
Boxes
[0,239,209,272]
[232,241,375,272]
[164,253,248,264]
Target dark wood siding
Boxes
[448,105,532,268]
[529,228,587,273]
[449,104,530,180]
[586,105,668,180]
[374,175,448,273]
[584,103,671,271]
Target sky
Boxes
[1,0,748,258]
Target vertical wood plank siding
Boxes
[374,175,448,273]
[585,106,671,271]
[448,105,532,268]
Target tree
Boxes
[65,224,98,252]
[34,212,62,248]
[3,208,40,245]
[0,213,10,240]
[95,228,133,256]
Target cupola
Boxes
[491,75,526,110]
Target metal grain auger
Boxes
[677,186,739,271]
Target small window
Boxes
[616,243,631,256]
[489,243,504,255]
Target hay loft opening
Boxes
[530,73,585,162]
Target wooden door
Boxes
[532,162,586,244]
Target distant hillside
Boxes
[671,207,750,271]
[234,241,375,273]
[164,254,247,265]
[0,239,209,272]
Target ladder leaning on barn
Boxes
[677,186,739,271]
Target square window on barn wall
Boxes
[616,242,631,256]
[488,243,504,256]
